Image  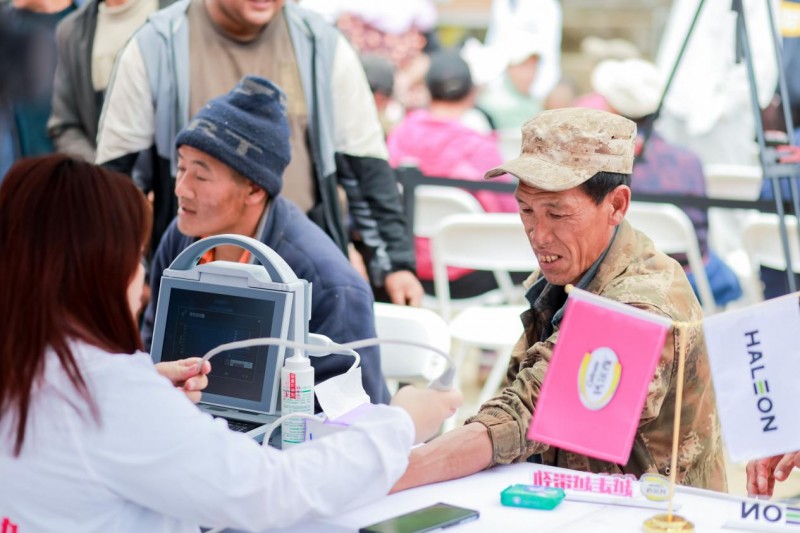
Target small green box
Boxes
[500,484,565,510]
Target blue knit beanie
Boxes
[175,76,290,198]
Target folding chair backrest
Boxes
[742,214,800,274]
[626,202,716,314]
[704,164,762,200]
[414,185,484,238]
[373,302,450,385]
[431,213,537,320]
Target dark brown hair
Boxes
[0,155,151,455]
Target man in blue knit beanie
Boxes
[142,76,391,404]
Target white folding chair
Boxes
[741,214,800,301]
[430,213,537,409]
[413,186,487,312]
[704,164,763,200]
[626,202,717,315]
[372,302,450,393]
[449,304,530,408]
[703,164,763,297]
[414,185,484,238]
[430,213,534,321]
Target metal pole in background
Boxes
[638,0,706,162]
[764,0,800,287]
[766,0,797,145]
[734,0,796,292]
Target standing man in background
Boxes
[95,0,422,306]
[48,0,174,162]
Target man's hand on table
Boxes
[745,452,800,497]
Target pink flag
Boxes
[528,288,671,464]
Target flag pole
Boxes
[668,322,689,520]
[643,321,695,532]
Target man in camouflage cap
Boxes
[393,107,727,491]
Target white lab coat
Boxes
[0,341,414,532]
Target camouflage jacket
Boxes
[466,219,727,491]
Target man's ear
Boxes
[607,184,631,226]
[246,183,267,206]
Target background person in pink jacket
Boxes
[388,49,518,299]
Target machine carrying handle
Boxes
[167,234,298,283]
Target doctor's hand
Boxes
[385,270,424,307]
[391,385,463,444]
[155,358,211,404]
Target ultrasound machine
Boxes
[149,235,311,445]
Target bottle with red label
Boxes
[280,352,314,448]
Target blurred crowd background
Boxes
[2,0,800,301]
[3,0,800,303]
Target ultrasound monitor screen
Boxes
[153,280,290,412]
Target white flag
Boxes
[703,293,800,462]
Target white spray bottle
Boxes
[280,352,314,448]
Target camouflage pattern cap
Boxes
[484,108,636,190]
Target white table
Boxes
[266,463,798,533]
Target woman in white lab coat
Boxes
[0,155,461,532]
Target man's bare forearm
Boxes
[392,423,493,493]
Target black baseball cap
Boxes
[425,50,473,102]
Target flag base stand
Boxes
[643,513,694,532]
